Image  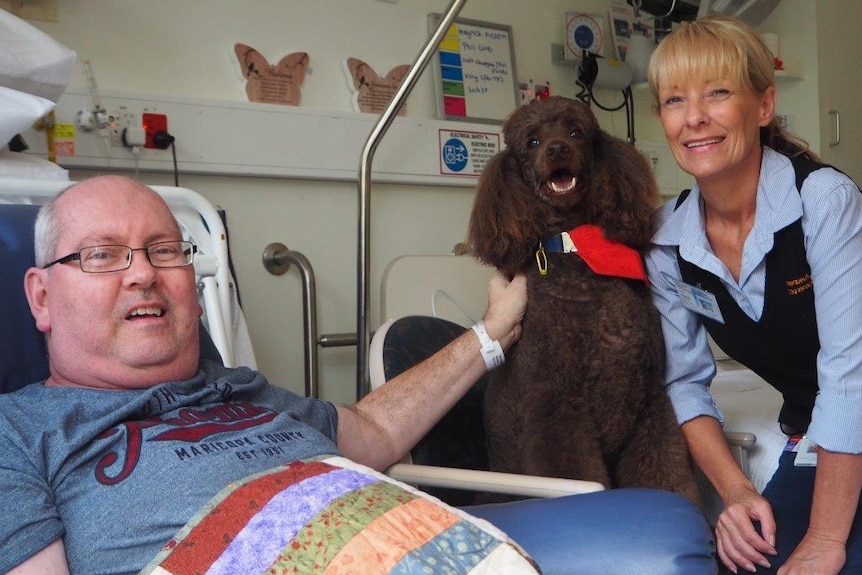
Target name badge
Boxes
[664,274,725,324]
[792,436,818,467]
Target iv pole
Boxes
[356,0,469,400]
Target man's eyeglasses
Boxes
[42,241,197,273]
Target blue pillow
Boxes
[0,204,48,393]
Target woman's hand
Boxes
[777,532,845,575]
[715,483,777,573]
[776,449,862,574]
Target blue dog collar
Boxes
[540,231,577,254]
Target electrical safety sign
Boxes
[439,129,500,176]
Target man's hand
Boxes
[482,271,526,351]
[336,270,527,471]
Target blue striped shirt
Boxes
[646,147,862,453]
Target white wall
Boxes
[759,0,819,153]
[17,0,821,406]
[34,0,618,116]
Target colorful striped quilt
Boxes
[141,456,540,575]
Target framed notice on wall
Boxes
[428,14,519,124]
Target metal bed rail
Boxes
[263,242,320,399]
[356,0,468,401]
[262,0,470,402]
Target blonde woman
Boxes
[646,15,862,575]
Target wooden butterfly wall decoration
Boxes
[343,57,410,115]
[234,43,309,106]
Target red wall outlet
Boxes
[142,113,168,149]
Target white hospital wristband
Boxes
[471,321,505,371]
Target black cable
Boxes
[153,130,179,186]
[624,87,635,144]
[588,86,628,112]
[577,85,636,144]
[575,79,590,106]
[170,140,179,186]
[575,51,596,106]
[575,51,636,144]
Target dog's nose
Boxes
[546,141,570,161]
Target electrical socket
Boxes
[123,126,147,147]
[109,107,138,147]
[108,112,122,146]
[142,112,168,149]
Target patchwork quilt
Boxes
[140,456,540,575]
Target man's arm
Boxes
[5,540,69,575]
[335,271,526,471]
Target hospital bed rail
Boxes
[262,241,320,399]
[356,0,469,401]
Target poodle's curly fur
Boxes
[468,97,700,503]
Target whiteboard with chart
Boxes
[429,14,519,124]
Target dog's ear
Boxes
[589,132,660,250]
[467,150,540,272]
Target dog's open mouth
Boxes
[544,169,578,196]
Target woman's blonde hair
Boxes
[647,14,814,159]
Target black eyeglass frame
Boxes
[42,241,197,273]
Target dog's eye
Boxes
[527,138,540,148]
[569,129,582,139]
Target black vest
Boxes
[674,155,832,433]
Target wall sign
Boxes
[429,14,519,124]
[234,44,309,106]
[343,57,410,115]
[439,128,501,176]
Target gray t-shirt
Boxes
[0,360,339,574]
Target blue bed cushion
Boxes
[0,204,48,393]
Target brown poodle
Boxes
[468,96,700,504]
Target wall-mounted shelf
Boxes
[21,89,503,188]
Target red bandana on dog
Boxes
[538,224,648,284]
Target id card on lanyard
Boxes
[663,273,725,324]
[785,435,818,467]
